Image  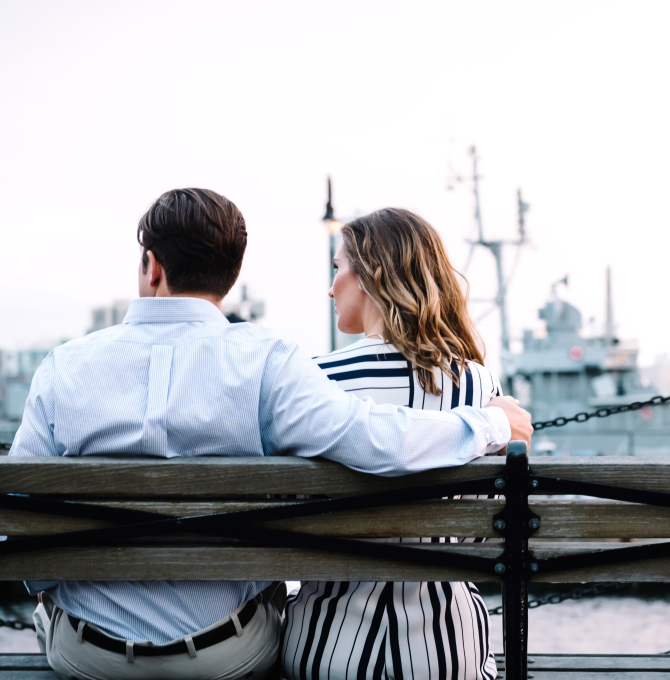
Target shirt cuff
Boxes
[481,406,511,453]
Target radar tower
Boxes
[464,146,529,358]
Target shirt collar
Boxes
[123,297,230,325]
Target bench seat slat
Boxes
[518,655,670,670]
[0,657,51,670]
[513,673,670,679]
[0,673,60,679]
[3,500,670,539]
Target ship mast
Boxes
[604,266,615,345]
[466,146,528,356]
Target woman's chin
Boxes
[337,325,362,336]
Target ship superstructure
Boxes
[453,147,670,456]
[503,275,670,456]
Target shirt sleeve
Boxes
[259,340,510,476]
[484,369,509,453]
[6,355,61,595]
[9,351,60,458]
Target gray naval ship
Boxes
[503,272,670,457]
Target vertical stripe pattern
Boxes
[282,338,503,680]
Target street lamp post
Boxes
[322,177,342,353]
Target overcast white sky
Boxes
[1,0,668,373]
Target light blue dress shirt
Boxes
[9,297,510,644]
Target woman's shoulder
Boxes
[313,339,411,402]
[312,338,409,382]
[313,338,401,366]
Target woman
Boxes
[281,208,503,680]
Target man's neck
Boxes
[159,292,224,310]
[148,283,224,310]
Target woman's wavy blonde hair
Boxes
[341,208,484,396]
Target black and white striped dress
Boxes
[281,337,502,680]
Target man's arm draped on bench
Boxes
[13,305,510,472]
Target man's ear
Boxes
[146,251,163,290]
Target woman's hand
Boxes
[485,395,533,450]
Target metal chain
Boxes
[1,396,668,449]
[0,617,35,631]
[532,394,670,431]
[487,582,630,616]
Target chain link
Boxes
[487,582,630,616]
[2,396,669,448]
[0,617,35,631]
[532,394,670,431]
[2,396,668,450]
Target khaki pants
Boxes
[33,591,283,680]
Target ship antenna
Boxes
[550,275,569,300]
[471,146,484,242]
[517,189,529,242]
[605,266,614,345]
[464,147,529,361]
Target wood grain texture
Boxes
[3,654,667,672]
[0,673,60,679]
[3,655,670,680]
[0,456,507,495]
[529,542,670,584]
[0,657,51,670]
[5,456,670,496]
[518,655,670,670]
[3,499,670,539]
[2,542,670,583]
[0,543,503,582]
[505,673,670,679]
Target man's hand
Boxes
[485,395,533,451]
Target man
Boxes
[10,188,532,680]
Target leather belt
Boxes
[68,597,258,656]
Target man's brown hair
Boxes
[137,188,247,298]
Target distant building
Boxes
[0,347,52,445]
[88,300,131,333]
[221,285,265,324]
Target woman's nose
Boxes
[328,287,334,299]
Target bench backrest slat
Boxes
[2,499,670,539]
[2,456,670,586]
[4,456,670,495]
[3,542,670,583]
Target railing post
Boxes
[501,441,531,680]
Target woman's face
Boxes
[330,241,367,334]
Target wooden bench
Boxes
[2,653,670,680]
[2,444,670,679]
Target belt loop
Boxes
[184,635,197,658]
[126,641,135,664]
[230,612,244,637]
[76,620,86,644]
